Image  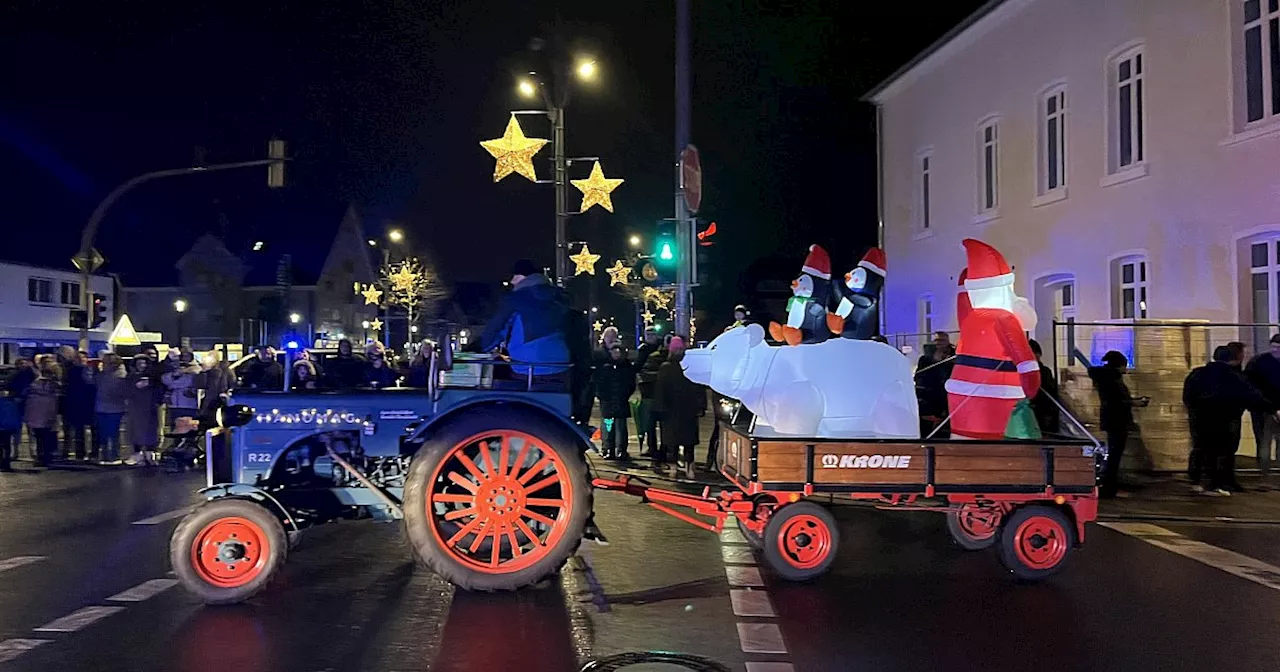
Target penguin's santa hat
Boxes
[960,239,1014,290]
[857,247,887,278]
[801,244,831,280]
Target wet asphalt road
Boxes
[5,466,1280,671]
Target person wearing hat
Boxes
[473,260,571,378]
[1089,350,1150,497]
[1185,345,1279,495]
[654,335,707,480]
[726,305,750,331]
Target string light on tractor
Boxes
[606,260,631,286]
[480,115,550,182]
[569,244,602,275]
[570,161,624,213]
[359,284,383,306]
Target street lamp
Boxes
[388,229,404,244]
[576,59,597,81]
[591,306,598,313]
[362,320,370,342]
[289,313,301,324]
[367,239,377,247]
[629,235,641,247]
[174,299,187,345]
[517,78,537,98]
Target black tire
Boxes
[736,516,763,550]
[762,501,838,582]
[945,506,999,551]
[402,407,591,591]
[170,499,288,605]
[996,504,1075,581]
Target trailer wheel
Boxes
[402,408,590,591]
[997,505,1074,581]
[946,504,1000,551]
[170,499,288,605]
[762,501,838,581]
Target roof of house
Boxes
[861,0,1008,103]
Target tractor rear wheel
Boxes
[402,408,591,591]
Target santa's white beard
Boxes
[1013,296,1037,331]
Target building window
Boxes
[27,278,53,304]
[1242,0,1280,124]
[918,295,934,337]
[1247,238,1280,349]
[978,119,999,212]
[917,152,933,231]
[60,281,80,307]
[1112,256,1149,319]
[1109,47,1145,171]
[1039,87,1068,194]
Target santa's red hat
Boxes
[857,248,886,277]
[801,245,831,280]
[961,239,1013,290]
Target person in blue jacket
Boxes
[473,260,571,378]
[0,389,20,471]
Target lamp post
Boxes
[173,299,187,345]
[362,320,370,344]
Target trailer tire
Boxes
[170,499,288,605]
[762,501,838,582]
[997,504,1074,581]
[946,505,1000,551]
[736,516,763,550]
[402,408,591,592]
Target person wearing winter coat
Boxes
[126,356,162,466]
[636,333,668,459]
[1185,345,1279,495]
[195,351,233,422]
[1089,351,1149,498]
[364,343,400,388]
[60,350,96,460]
[473,260,571,377]
[292,358,320,390]
[593,343,636,460]
[653,337,706,479]
[0,389,21,471]
[325,339,367,389]
[240,346,284,391]
[25,358,61,467]
[95,353,129,464]
[162,350,202,425]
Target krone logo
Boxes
[819,454,913,469]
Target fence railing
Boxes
[1050,319,1280,372]
[887,331,960,358]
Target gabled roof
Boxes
[861,0,1009,103]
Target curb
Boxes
[1097,512,1280,526]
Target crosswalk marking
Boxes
[730,589,776,617]
[721,545,756,565]
[0,556,45,574]
[736,623,788,654]
[745,664,796,672]
[107,579,179,603]
[131,507,194,525]
[1104,522,1280,592]
[34,606,125,633]
[0,639,51,664]
[725,565,764,587]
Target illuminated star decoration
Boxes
[592,320,604,333]
[642,287,673,311]
[571,161,625,213]
[360,284,383,306]
[388,264,420,294]
[480,115,550,182]
[369,318,384,331]
[570,244,602,275]
[641,309,655,324]
[690,317,697,340]
[606,260,630,286]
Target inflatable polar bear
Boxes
[680,323,919,439]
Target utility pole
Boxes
[673,0,693,337]
[552,106,569,285]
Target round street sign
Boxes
[680,144,702,214]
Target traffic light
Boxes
[654,219,677,268]
[91,294,107,328]
[69,309,88,329]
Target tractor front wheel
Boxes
[170,499,288,605]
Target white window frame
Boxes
[60,281,81,307]
[918,294,935,339]
[27,277,54,305]
[1243,235,1280,350]
[915,149,934,234]
[1104,44,1147,181]
[976,116,1000,219]
[1239,0,1280,128]
[1111,255,1149,319]
[1035,84,1069,204]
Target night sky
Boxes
[1,0,985,323]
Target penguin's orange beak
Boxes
[791,279,799,290]
[845,271,852,283]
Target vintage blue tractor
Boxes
[168,346,595,605]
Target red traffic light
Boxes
[697,221,717,246]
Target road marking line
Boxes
[725,566,764,587]
[745,663,796,672]
[0,556,45,574]
[34,606,125,633]
[107,578,179,602]
[131,507,194,525]
[0,639,51,664]
[721,545,756,565]
[720,518,748,545]
[1104,522,1280,591]
[730,589,776,617]
[736,622,788,654]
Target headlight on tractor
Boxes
[216,404,256,428]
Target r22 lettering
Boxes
[245,453,274,464]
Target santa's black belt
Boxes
[955,354,1016,372]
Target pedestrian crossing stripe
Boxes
[1104,522,1280,592]
[0,556,45,574]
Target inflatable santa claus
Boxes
[944,240,1040,440]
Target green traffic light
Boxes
[659,242,674,261]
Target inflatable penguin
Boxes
[768,245,833,346]
[826,247,886,340]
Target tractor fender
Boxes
[198,483,302,534]
[405,395,592,455]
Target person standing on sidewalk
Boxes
[1028,339,1061,435]
[162,349,202,427]
[636,330,667,460]
[593,343,636,460]
[95,353,128,465]
[62,350,96,460]
[1245,334,1280,477]
[25,358,61,468]
[1185,345,1279,495]
[654,336,706,480]
[125,356,162,466]
[0,387,20,471]
[1089,351,1149,498]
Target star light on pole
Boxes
[370,318,383,331]
[593,320,604,333]
[480,115,549,182]
[360,284,383,306]
[570,161,624,213]
[569,244,601,275]
[641,308,655,324]
[606,260,630,286]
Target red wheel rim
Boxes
[426,430,575,574]
[956,505,998,540]
[1012,515,1069,570]
[776,513,832,570]
[190,517,270,588]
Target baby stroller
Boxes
[160,415,206,474]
